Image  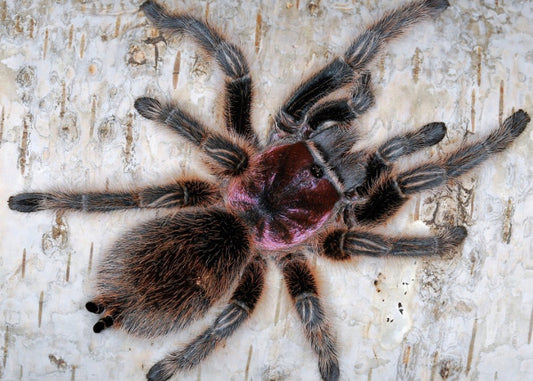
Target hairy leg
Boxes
[348,110,530,225]
[357,121,447,196]
[273,0,449,135]
[146,257,266,381]
[322,226,467,260]
[312,119,446,202]
[140,1,256,143]
[8,179,219,213]
[279,253,339,381]
[135,97,252,177]
[271,72,375,142]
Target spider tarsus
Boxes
[442,226,468,247]
[417,122,447,146]
[134,97,163,121]
[503,109,530,139]
[140,1,165,22]
[320,359,341,381]
[8,192,45,212]
[431,226,468,257]
[306,70,374,132]
[146,360,174,381]
[424,0,450,13]
[379,122,447,163]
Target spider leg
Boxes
[8,179,219,213]
[278,253,339,381]
[273,0,449,135]
[357,120,447,196]
[140,1,257,144]
[271,72,375,141]
[146,256,266,381]
[322,226,467,260]
[135,97,251,177]
[310,119,446,202]
[347,110,530,225]
[305,72,375,133]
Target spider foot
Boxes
[8,192,48,212]
[319,358,340,381]
[134,97,163,121]
[424,0,450,13]
[379,121,446,163]
[445,225,467,243]
[147,358,175,381]
[502,109,530,140]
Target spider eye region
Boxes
[227,142,339,250]
[310,163,324,178]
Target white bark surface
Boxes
[1,1,532,380]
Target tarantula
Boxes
[8,0,530,380]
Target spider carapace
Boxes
[8,0,530,380]
[227,140,341,250]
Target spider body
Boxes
[227,141,341,250]
[7,1,531,380]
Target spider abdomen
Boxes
[90,208,251,337]
[227,142,340,250]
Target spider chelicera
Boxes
[8,1,530,380]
